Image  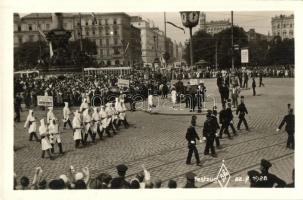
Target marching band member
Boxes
[48,118,64,154]
[114,97,121,130]
[63,102,72,129]
[111,101,119,131]
[99,105,109,137]
[39,119,54,160]
[105,102,117,135]
[79,98,89,112]
[47,107,56,125]
[92,107,103,140]
[118,99,129,129]
[24,110,39,142]
[83,108,95,144]
[72,110,83,148]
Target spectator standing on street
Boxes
[111,164,130,189]
[243,71,249,89]
[236,96,249,131]
[14,93,22,122]
[185,119,202,166]
[183,172,197,188]
[259,71,265,87]
[258,159,286,188]
[252,78,256,96]
[277,108,295,149]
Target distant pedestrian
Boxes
[259,71,265,87]
[277,108,295,149]
[252,78,256,96]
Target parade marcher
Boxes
[226,102,237,135]
[79,98,89,113]
[92,107,102,140]
[252,78,256,96]
[220,83,229,107]
[203,110,217,157]
[171,87,177,110]
[236,96,249,131]
[105,102,117,135]
[219,104,232,139]
[111,102,119,131]
[258,159,286,188]
[119,99,129,128]
[99,105,111,137]
[46,107,56,125]
[39,119,54,160]
[185,82,191,108]
[72,110,83,148]
[24,110,39,142]
[231,84,240,108]
[114,98,121,130]
[82,108,95,144]
[212,107,221,148]
[183,172,197,188]
[48,118,64,154]
[111,164,130,189]
[243,71,249,89]
[148,92,154,112]
[63,102,73,129]
[277,108,295,149]
[185,120,202,166]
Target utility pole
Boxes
[78,13,84,80]
[215,41,218,70]
[164,12,167,67]
[231,11,234,70]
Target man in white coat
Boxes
[63,102,72,129]
[47,107,56,125]
[82,108,95,144]
[99,105,109,137]
[105,102,117,135]
[24,110,39,142]
[118,99,129,129]
[79,98,89,113]
[48,118,64,154]
[92,107,103,140]
[39,118,54,160]
[72,110,83,148]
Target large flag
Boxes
[49,42,54,58]
[166,21,185,33]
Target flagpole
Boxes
[164,12,167,67]
[79,13,84,80]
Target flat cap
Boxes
[116,164,128,173]
[261,159,272,168]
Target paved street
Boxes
[14,78,294,188]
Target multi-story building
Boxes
[14,12,142,67]
[199,12,231,36]
[246,28,269,42]
[271,14,294,40]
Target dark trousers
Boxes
[29,132,39,141]
[41,149,52,159]
[83,130,96,144]
[237,117,249,130]
[259,80,264,87]
[186,144,200,164]
[51,143,63,153]
[15,109,21,122]
[287,131,294,149]
[228,123,237,134]
[239,78,243,88]
[244,80,248,88]
[185,94,190,108]
[97,126,104,140]
[253,87,256,96]
[215,136,220,147]
[204,136,216,155]
[219,123,231,138]
[63,119,73,129]
[75,139,81,148]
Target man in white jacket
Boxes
[24,110,39,142]
[48,118,64,154]
[99,105,109,138]
[72,110,83,148]
[63,102,72,129]
[92,107,103,140]
[39,118,54,160]
[47,107,56,125]
[82,108,95,144]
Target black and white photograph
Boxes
[1,0,303,199]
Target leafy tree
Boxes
[266,36,294,65]
[69,38,97,65]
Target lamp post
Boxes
[180,11,200,67]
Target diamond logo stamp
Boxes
[216,160,231,187]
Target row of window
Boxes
[76,18,118,26]
[273,23,293,29]
[274,30,294,37]
[77,28,119,37]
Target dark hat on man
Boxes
[247,170,260,178]
[261,159,272,169]
[116,164,128,173]
[241,96,244,99]
[186,172,196,181]
[207,110,212,117]
[48,179,65,189]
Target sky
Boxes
[20,11,293,44]
[128,11,293,44]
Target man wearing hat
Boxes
[236,96,249,131]
[277,108,295,149]
[183,172,197,188]
[47,107,56,125]
[24,109,39,142]
[203,110,217,157]
[39,118,54,160]
[258,159,286,188]
[111,164,130,189]
[185,119,202,166]
[72,110,83,148]
[226,102,237,136]
[219,104,232,139]
[48,118,64,154]
[211,106,221,148]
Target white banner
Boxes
[117,79,130,88]
[37,96,53,107]
[241,49,249,63]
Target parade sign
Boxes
[37,96,53,107]
[117,79,130,88]
[241,49,249,63]
[189,79,199,85]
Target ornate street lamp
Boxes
[179,11,200,66]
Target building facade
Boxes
[199,12,231,36]
[14,13,142,67]
[271,14,294,40]
[246,28,269,42]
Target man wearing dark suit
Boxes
[277,108,295,149]
[111,164,131,189]
[258,159,286,188]
[252,78,256,96]
[226,103,237,135]
[203,110,217,157]
[186,120,202,166]
[236,96,249,131]
[183,172,197,188]
[219,104,232,139]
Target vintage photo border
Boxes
[1,0,303,199]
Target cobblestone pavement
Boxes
[14,78,294,188]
